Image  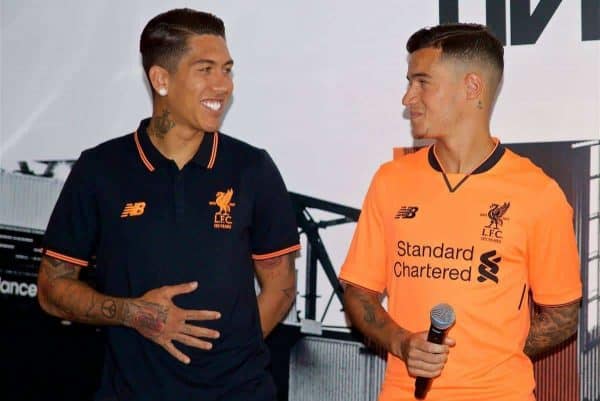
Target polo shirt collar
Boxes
[134,118,219,172]
[427,138,505,174]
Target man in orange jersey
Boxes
[36,9,299,401]
[339,23,581,401]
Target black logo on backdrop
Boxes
[478,250,501,283]
[439,0,599,45]
[395,206,419,219]
[15,159,75,178]
[481,202,510,243]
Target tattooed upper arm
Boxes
[254,253,295,277]
[254,252,296,299]
[254,253,294,268]
[38,255,82,293]
[37,255,84,317]
[524,301,580,357]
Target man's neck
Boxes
[147,112,205,170]
[434,131,496,174]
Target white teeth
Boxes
[202,100,222,111]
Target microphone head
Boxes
[430,303,455,330]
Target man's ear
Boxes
[148,65,170,96]
[464,72,483,101]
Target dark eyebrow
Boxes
[190,59,234,66]
[406,72,431,80]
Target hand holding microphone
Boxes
[396,303,455,399]
[412,303,456,399]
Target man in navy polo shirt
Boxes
[37,9,300,401]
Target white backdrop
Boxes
[1,0,598,328]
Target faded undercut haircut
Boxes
[407,23,504,86]
[140,8,226,77]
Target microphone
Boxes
[414,303,455,400]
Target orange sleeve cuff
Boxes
[252,244,301,260]
[44,249,89,267]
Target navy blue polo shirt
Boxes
[43,118,300,401]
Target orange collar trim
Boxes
[134,130,155,172]
[207,132,219,169]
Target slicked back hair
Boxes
[407,23,504,84]
[140,8,225,77]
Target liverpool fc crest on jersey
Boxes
[480,202,510,243]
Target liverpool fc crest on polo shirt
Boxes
[209,188,236,230]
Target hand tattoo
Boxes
[124,300,169,339]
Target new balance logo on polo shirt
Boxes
[395,206,419,219]
[121,202,146,218]
[209,188,236,230]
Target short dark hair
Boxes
[406,23,504,80]
[140,8,225,76]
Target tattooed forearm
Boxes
[84,292,97,318]
[342,283,408,355]
[149,109,175,138]
[55,279,81,319]
[357,292,388,329]
[38,255,127,325]
[524,302,580,357]
[123,300,169,339]
[101,300,118,319]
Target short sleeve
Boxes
[528,181,582,305]
[339,169,387,293]
[42,150,98,267]
[250,150,300,260]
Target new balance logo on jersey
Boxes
[120,202,146,218]
[395,206,419,219]
[477,250,501,283]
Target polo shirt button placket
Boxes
[174,170,185,223]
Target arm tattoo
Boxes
[255,253,295,281]
[123,300,169,339]
[256,255,283,268]
[101,300,118,319]
[56,279,80,318]
[84,292,96,318]
[149,109,175,138]
[524,302,579,357]
[357,292,387,329]
[255,253,296,270]
[44,257,78,281]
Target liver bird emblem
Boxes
[209,188,236,214]
[486,202,510,229]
